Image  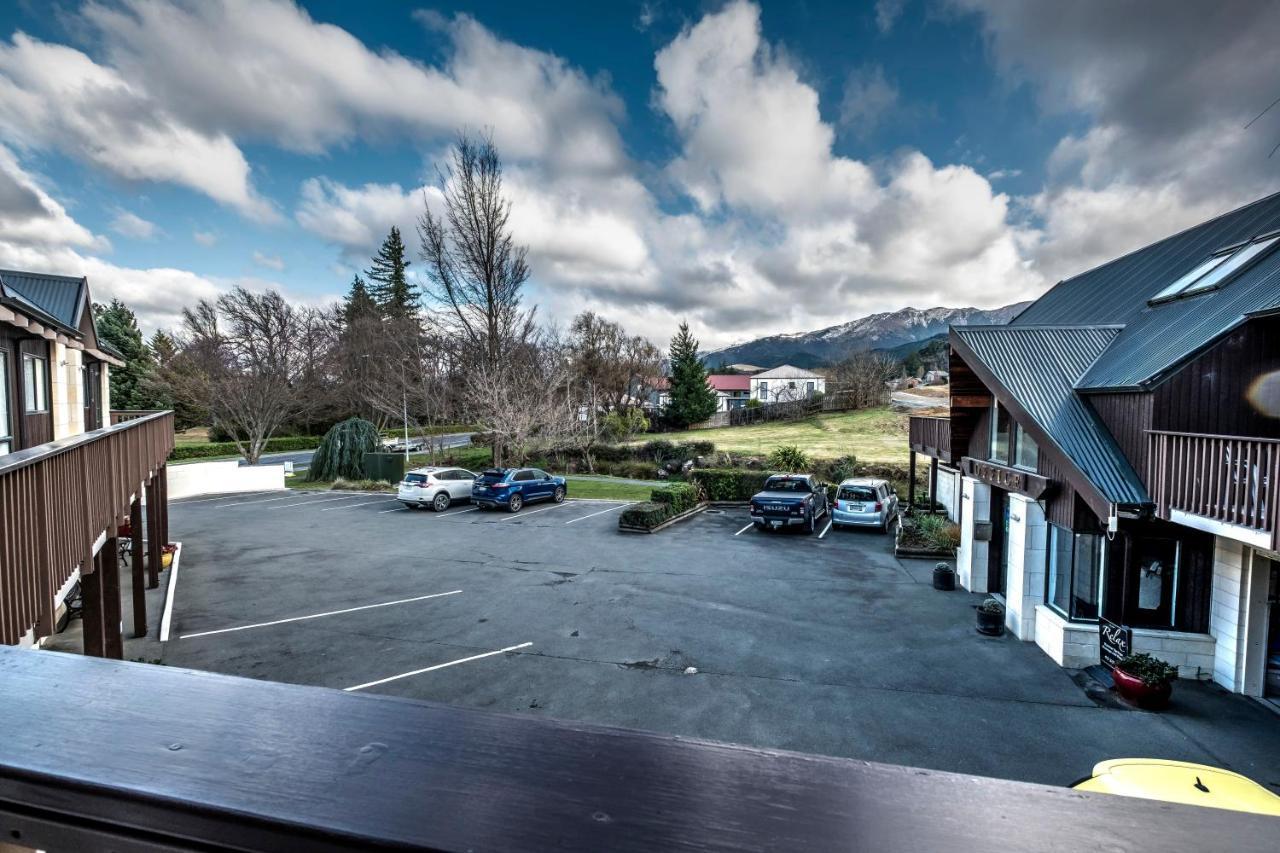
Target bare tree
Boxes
[163,288,321,464]
[418,132,534,372]
[828,351,897,409]
[461,333,571,466]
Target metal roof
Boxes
[952,324,1149,507]
[1014,190,1280,389]
[0,269,87,332]
[752,364,823,379]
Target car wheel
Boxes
[508,493,524,513]
[553,486,565,503]
[433,492,451,512]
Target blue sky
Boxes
[0,1,1276,346]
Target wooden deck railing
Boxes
[1,647,1274,853]
[1147,429,1279,548]
[0,411,174,646]
[109,408,165,425]
[909,415,952,463]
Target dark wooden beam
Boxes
[130,496,146,637]
[908,450,917,510]
[80,551,104,658]
[0,648,1274,853]
[145,474,160,589]
[929,456,938,506]
[101,536,123,660]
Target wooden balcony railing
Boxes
[0,411,174,646]
[1147,429,1279,548]
[0,646,1273,853]
[909,415,952,463]
[109,408,165,425]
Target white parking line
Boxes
[318,497,398,511]
[218,493,319,508]
[564,502,635,524]
[733,522,755,536]
[344,642,533,692]
[158,542,183,642]
[435,506,479,518]
[496,502,575,521]
[378,504,410,514]
[818,519,833,539]
[268,495,367,510]
[174,492,271,505]
[181,590,462,639]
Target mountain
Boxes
[702,303,1030,369]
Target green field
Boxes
[648,407,909,463]
[564,477,653,502]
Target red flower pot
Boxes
[1112,666,1172,710]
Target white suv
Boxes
[399,467,477,511]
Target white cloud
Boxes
[0,31,277,221]
[192,229,218,247]
[0,145,109,251]
[875,0,906,34]
[109,209,159,240]
[838,65,899,138]
[252,250,285,271]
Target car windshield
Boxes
[839,486,876,501]
[764,478,810,493]
[476,471,507,484]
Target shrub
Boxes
[169,434,324,461]
[821,454,858,483]
[745,398,762,409]
[767,445,810,473]
[308,417,381,481]
[687,468,771,501]
[619,501,672,530]
[602,409,650,442]
[898,514,959,552]
[639,439,676,461]
[651,482,698,514]
[1116,653,1179,687]
[331,478,394,492]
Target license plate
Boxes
[770,520,782,528]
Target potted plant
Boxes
[975,598,1005,636]
[161,543,178,569]
[1112,653,1178,710]
[932,561,956,591]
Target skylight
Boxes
[1150,234,1280,304]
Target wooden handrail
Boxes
[0,647,1275,852]
[0,411,174,644]
[109,408,165,426]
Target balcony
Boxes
[1147,430,1279,549]
[908,415,952,463]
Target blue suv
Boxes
[471,467,568,512]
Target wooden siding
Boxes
[0,329,53,451]
[1151,314,1280,439]
[1087,392,1153,488]
[947,347,989,460]
[909,416,952,463]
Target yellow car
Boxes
[1073,759,1280,817]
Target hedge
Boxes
[618,501,671,529]
[650,482,698,514]
[687,468,771,502]
[170,435,323,461]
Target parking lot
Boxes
[157,488,1280,788]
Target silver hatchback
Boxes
[830,477,899,532]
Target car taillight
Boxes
[874,501,882,511]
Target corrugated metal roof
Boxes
[707,374,751,391]
[752,364,822,379]
[953,325,1149,507]
[0,269,87,331]
[1014,190,1280,389]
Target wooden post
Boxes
[929,457,939,511]
[158,464,170,549]
[81,551,105,658]
[130,495,146,637]
[908,450,917,511]
[146,474,161,589]
[101,536,124,660]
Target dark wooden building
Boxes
[919,192,1280,698]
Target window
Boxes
[1150,234,1280,303]
[805,381,815,394]
[1014,423,1039,470]
[1046,525,1102,621]
[1128,537,1179,629]
[0,350,10,454]
[22,354,47,413]
[513,470,534,482]
[990,402,1011,464]
[758,381,768,400]
[533,470,550,480]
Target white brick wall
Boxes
[934,466,961,523]
[1003,494,1047,640]
[1210,537,1246,691]
[1034,605,1099,669]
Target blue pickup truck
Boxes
[749,474,830,533]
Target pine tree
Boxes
[342,274,378,324]
[666,321,718,427]
[366,226,417,320]
[94,299,156,409]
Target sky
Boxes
[1,0,1278,349]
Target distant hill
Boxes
[703,303,1029,369]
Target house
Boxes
[1,269,173,658]
[911,191,1280,699]
[707,373,751,411]
[750,365,825,403]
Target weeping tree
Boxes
[308,417,381,481]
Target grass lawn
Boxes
[565,477,654,502]
[174,427,212,447]
[647,407,909,463]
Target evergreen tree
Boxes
[366,226,417,320]
[342,274,378,324]
[666,321,717,427]
[94,299,157,409]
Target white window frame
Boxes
[0,349,11,454]
[22,353,48,414]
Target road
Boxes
[240,432,474,472]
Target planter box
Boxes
[893,523,957,560]
[618,503,706,533]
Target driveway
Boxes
[113,491,1280,790]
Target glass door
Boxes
[988,490,1008,596]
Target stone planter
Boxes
[976,604,1005,636]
